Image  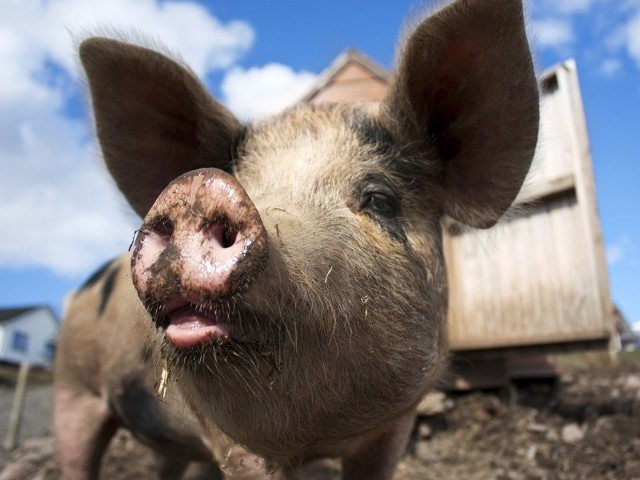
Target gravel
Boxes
[1,360,639,479]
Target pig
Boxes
[53,0,539,478]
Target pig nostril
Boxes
[149,215,174,239]
[205,220,238,249]
[222,227,238,249]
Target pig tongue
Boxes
[165,308,230,349]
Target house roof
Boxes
[0,306,58,325]
[301,48,390,104]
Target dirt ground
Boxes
[1,356,639,480]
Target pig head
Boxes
[60,0,539,477]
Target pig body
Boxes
[54,0,540,478]
[55,252,421,479]
[55,257,288,479]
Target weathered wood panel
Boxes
[446,194,608,349]
[447,61,613,350]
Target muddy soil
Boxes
[1,361,639,480]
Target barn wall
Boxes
[446,194,608,349]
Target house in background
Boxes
[0,306,58,367]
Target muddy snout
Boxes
[131,168,268,347]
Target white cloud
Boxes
[546,0,599,15]
[2,0,253,79]
[0,0,254,277]
[0,95,140,275]
[531,18,574,50]
[607,235,637,267]
[623,10,640,69]
[607,244,624,266]
[599,58,623,77]
[602,3,640,74]
[527,0,599,47]
[532,0,604,17]
[221,64,318,120]
[531,0,640,79]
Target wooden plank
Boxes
[516,174,575,205]
[448,190,608,350]
[453,330,610,351]
[4,361,31,450]
[561,60,615,345]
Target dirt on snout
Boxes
[1,357,639,480]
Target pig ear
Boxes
[382,0,539,228]
[80,38,243,218]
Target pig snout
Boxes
[131,168,268,349]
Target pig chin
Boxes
[158,291,445,461]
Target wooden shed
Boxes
[303,51,615,386]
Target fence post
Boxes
[4,361,31,450]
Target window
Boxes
[12,331,29,353]
[44,342,56,360]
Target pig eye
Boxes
[360,190,398,219]
[357,182,405,242]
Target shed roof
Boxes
[301,48,390,104]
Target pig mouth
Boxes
[151,297,281,362]
[152,297,284,375]
[157,298,233,350]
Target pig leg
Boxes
[341,410,416,480]
[215,444,288,480]
[54,389,119,480]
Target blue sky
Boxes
[1,0,639,329]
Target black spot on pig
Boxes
[99,265,120,316]
[114,375,214,463]
[350,110,397,157]
[79,258,116,291]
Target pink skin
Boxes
[163,298,232,348]
[131,168,268,350]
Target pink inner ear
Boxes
[441,41,480,81]
[421,38,497,166]
[423,40,484,111]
